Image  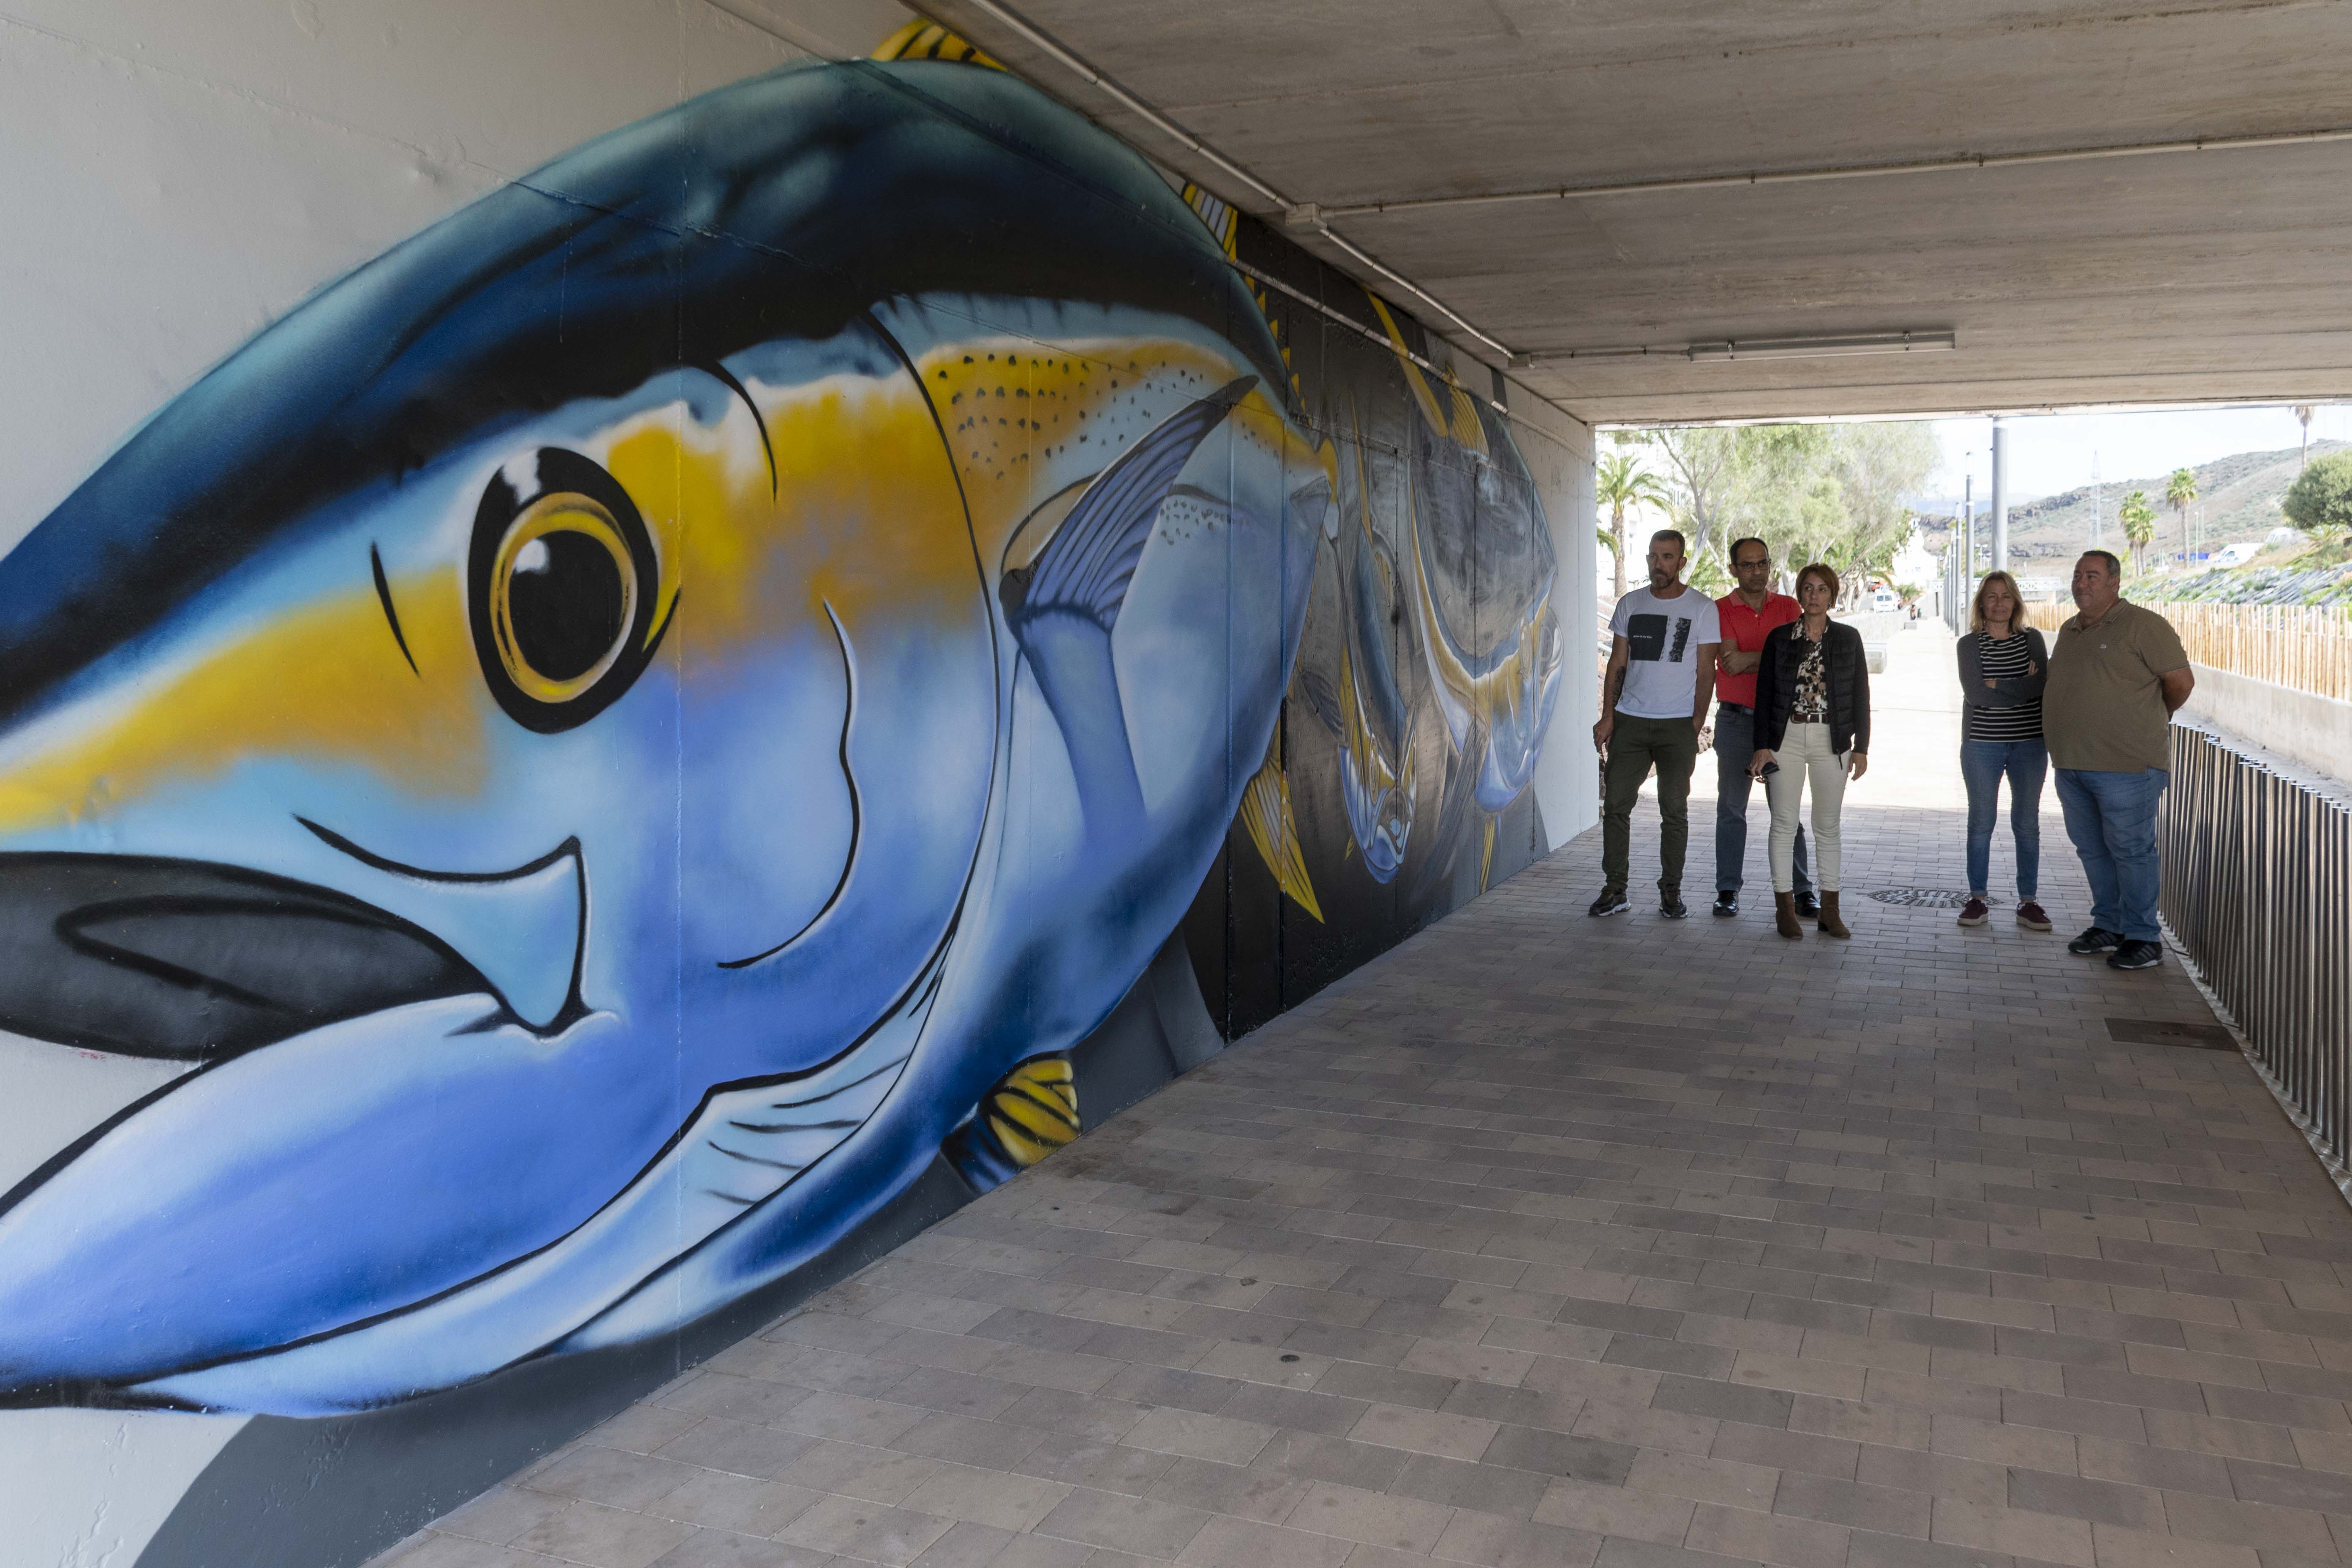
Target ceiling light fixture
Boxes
[1513,329,1956,367]
[1686,330,1957,362]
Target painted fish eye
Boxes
[469,448,665,733]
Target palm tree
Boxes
[2297,405,2316,468]
[1595,451,1670,600]
[2121,490,2157,571]
[2165,466,2198,564]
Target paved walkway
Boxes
[376,628,2352,1568]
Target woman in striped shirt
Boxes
[1956,571,2052,931]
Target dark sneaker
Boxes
[2016,901,2053,932]
[1713,890,1739,918]
[1589,888,1631,918]
[2068,925,2123,955]
[1794,890,1820,919]
[1661,896,1689,920]
[2108,939,2164,971]
[1957,897,1990,928]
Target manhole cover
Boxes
[2107,1017,2236,1051]
[1868,888,1971,909]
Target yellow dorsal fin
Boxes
[1367,297,1492,456]
[1367,297,1450,439]
[872,18,1004,68]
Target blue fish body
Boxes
[0,60,1326,1413]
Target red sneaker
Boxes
[2016,901,2053,932]
[1957,898,1989,928]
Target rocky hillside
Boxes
[1918,438,2348,562]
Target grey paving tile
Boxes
[646,1531,837,1568]
[656,1418,822,1481]
[1034,1486,1211,1558]
[509,1500,698,1568]
[1478,1426,1638,1485]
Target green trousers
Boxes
[1602,710,1700,896]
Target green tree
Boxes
[1826,422,1938,602]
[1646,421,1934,600]
[1643,426,1745,558]
[2282,450,2352,536]
[2165,466,2198,562]
[1595,450,1670,599]
[2120,490,2157,569]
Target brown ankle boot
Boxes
[1774,892,1804,940]
[1816,891,1850,938]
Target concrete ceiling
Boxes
[922,0,2352,425]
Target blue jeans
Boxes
[1960,738,2046,899]
[2054,766,2169,942]
[1713,704,1809,895]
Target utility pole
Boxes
[1990,417,2009,572]
[2091,452,2103,549]
[1963,471,1975,579]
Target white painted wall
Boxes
[1522,398,1600,847]
[0,8,911,1563]
[2181,663,2352,791]
[0,0,911,555]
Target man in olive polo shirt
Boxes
[2043,550,2195,971]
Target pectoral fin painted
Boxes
[943,1055,1079,1192]
[1240,750,1322,922]
[1000,378,1255,836]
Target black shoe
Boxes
[1794,890,1820,919]
[2107,939,2164,971]
[1713,890,1739,918]
[2068,926,2123,955]
[1661,896,1689,920]
[1589,888,1631,918]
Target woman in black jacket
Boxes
[1747,562,1871,939]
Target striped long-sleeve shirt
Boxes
[1962,632,2044,742]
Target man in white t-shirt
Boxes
[1591,529,1721,919]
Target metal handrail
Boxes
[2159,722,2352,1172]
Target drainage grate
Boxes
[1868,887,1971,909]
[2107,1016,2236,1051]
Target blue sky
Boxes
[1931,403,2352,501]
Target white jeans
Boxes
[1766,721,1847,893]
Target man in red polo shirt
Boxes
[1712,538,1813,918]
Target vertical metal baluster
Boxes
[2249,766,2267,1072]
[2289,770,2303,1107]
[2298,785,2314,1147]
[2324,804,2342,1171]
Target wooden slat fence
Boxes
[2162,601,2352,703]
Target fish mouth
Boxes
[0,853,501,1062]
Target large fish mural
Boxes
[0,51,1334,1416]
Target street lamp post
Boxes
[1990,418,2009,572]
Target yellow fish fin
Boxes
[983,1057,1080,1168]
[1481,817,1497,891]
[1240,751,1324,922]
[872,18,1005,68]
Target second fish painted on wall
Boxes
[0,28,1559,1416]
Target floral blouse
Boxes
[1793,629,1829,721]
